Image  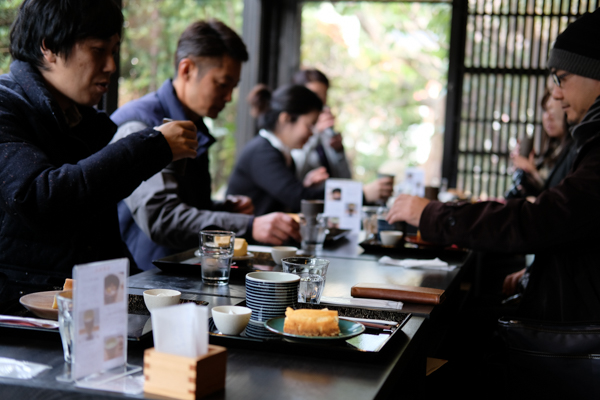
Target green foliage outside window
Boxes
[0,0,20,74]
[301,2,451,185]
[0,0,451,193]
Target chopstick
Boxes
[339,317,398,330]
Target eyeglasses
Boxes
[551,71,571,88]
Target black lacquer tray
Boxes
[208,300,411,360]
[359,237,470,261]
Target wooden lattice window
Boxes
[452,0,598,199]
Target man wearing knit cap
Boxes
[386,7,600,323]
[385,9,600,397]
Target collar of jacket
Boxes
[10,60,77,134]
[8,60,116,147]
[571,95,600,149]
[157,79,216,157]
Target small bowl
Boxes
[211,305,252,335]
[271,246,298,264]
[379,230,404,247]
[143,289,181,311]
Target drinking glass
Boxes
[299,214,328,255]
[362,206,380,239]
[199,230,235,285]
[281,257,330,304]
[56,291,74,363]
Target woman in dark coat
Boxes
[227,84,326,216]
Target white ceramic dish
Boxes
[271,246,298,264]
[211,305,252,335]
[143,289,181,311]
[379,230,404,246]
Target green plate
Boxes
[264,317,365,340]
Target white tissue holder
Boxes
[143,345,227,399]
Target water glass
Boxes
[281,257,330,304]
[299,214,328,255]
[57,291,74,363]
[199,230,235,285]
[362,206,380,239]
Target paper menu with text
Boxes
[323,178,363,233]
[72,258,129,381]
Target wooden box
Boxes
[144,345,227,400]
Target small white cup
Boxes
[211,305,252,335]
[143,289,181,312]
[380,230,404,247]
[271,246,298,264]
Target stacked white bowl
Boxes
[245,272,299,324]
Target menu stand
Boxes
[143,345,227,400]
[55,258,143,394]
[57,363,142,389]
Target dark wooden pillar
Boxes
[441,0,468,189]
[235,0,302,157]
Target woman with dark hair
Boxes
[227,84,326,216]
[507,87,574,199]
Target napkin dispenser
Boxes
[351,283,446,305]
[143,345,227,400]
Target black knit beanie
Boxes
[547,8,600,80]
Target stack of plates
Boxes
[244,320,280,339]
[245,272,299,323]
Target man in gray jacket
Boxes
[111,20,300,270]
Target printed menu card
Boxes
[72,258,129,381]
[324,178,363,233]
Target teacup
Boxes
[380,230,404,247]
[143,289,181,311]
[271,246,298,264]
[211,305,252,335]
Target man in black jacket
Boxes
[387,9,600,323]
[0,0,198,304]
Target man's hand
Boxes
[226,195,254,215]
[511,153,537,175]
[252,213,301,245]
[315,107,335,133]
[155,120,198,161]
[328,132,344,152]
[363,176,394,203]
[303,166,329,188]
[386,194,430,227]
[502,268,526,296]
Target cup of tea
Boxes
[299,214,328,255]
[143,289,181,311]
[211,306,252,335]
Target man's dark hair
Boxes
[174,19,249,74]
[10,0,123,70]
[292,69,330,88]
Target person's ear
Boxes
[177,58,197,82]
[40,40,57,65]
[278,111,292,125]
